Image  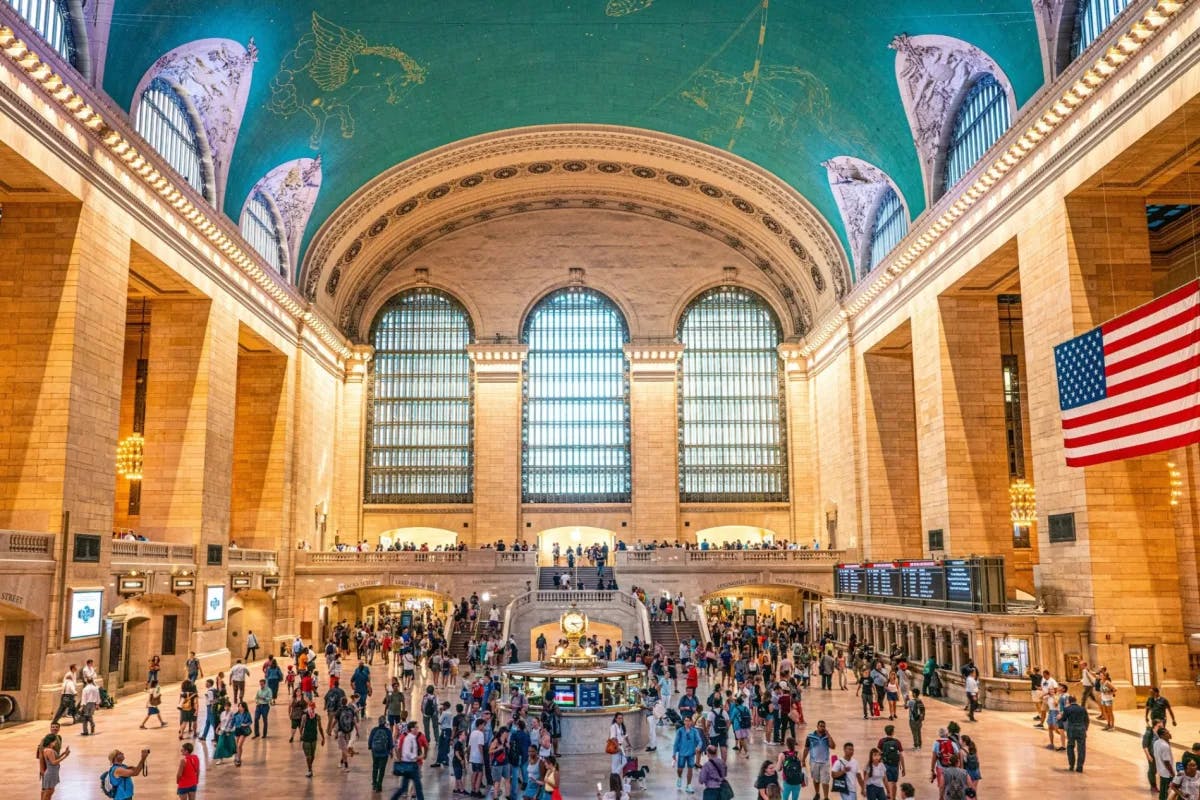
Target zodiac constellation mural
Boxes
[605,0,653,16]
[268,12,427,149]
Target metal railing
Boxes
[615,549,845,566]
[110,540,196,563]
[299,549,534,568]
[0,530,54,559]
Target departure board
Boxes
[833,557,1005,612]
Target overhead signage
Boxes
[833,557,1005,613]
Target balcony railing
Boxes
[0,530,54,560]
[227,548,277,565]
[111,540,196,563]
[615,549,845,566]
[298,549,535,568]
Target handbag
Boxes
[605,737,620,755]
[718,779,736,800]
[831,774,849,794]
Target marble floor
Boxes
[3,662,1177,799]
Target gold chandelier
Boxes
[116,433,144,481]
[1009,478,1036,525]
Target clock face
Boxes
[562,612,585,634]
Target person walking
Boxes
[178,679,198,739]
[421,684,439,743]
[299,702,326,778]
[229,659,249,706]
[175,742,199,800]
[831,742,862,800]
[79,677,100,736]
[1061,694,1089,773]
[877,725,905,800]
[37,731,69,800]
[803,720,836,800]
[139,680,166,728]
[541,756,560,800]
[335,695,360,771]
[50,666,77,725]
[674,715,703,794]
[963,669,979,723]
[905,690,925,751]
[776,736,805,800]
[245,630,259,661]
[1146,687,1179,728]
[368,715,394,793]
[393,720,426,800]
[231,700,253,767]
[252,678,273,737]
[1155,727,1176,800]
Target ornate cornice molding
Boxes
[302,125,852,319]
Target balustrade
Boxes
[0,530,54,560]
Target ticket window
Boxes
[992,636,1029,679]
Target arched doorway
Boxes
[695,525,778,549]
[536,526,616,566]
[110,594,191,689]
[0,599,45,723]
[318,585,455,643]
[226,590,274,660]
[377,527,458,550]
[700,584,824,629]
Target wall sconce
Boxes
[231,574,251,592]
[118,574,147,596]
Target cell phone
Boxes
[597,782,603,792]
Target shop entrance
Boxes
[536,527,615,566]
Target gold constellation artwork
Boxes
[605,0,653,17]
[268,12,427,148]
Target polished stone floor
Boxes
[4,661,1176,799]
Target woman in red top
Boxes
[176,741,200,799]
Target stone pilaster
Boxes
[624,342,684,541]
[779,345,817,546]
[468,344,528,546]
[332,345,372,546]
[231,350,291,550]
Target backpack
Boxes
[99,765,121,799]
[713,711,729,736]
[782,752,804,785]
[324,686,345,712]
[369,726,393,757]
[338,706,358,733]
[935,738,955,767]
[908,698,925,723]
[944,771,967,800]
[736,706,751,729]
[881,737,901,767]
[423,694,438,717]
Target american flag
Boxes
[1054,280,1200,467]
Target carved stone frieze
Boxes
[243,157,323,279]
[823,156,907,280]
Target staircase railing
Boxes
[695,603,712,646]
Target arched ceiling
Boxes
[101,0,1045,299]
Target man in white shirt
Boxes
[1035,670,1058,728]
[230,659,250,705]
[51,665,77,724]
[395,719,425,799]
[964,670,980,722]
[1155,727,1176,797]
[468,718,487,795]
[245,630,260,661]
[831,741,862,800]
[80,659,98,686]
[80,677,101,735]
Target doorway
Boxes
[1130,645,1156,705]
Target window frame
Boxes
[521,287,632,504]
[1071,0,1134,60]
[365,288,475,505]
[240,190,287,277]
[134,78,209,201]
[942,73,1010,195]
[676,285,789,503]
[866,187,908,275]
[6,0,75,65]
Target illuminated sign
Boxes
[204,586,225,622]
[69,590,102,639]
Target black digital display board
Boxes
[834,557,1005,613]
[578,682,601,709]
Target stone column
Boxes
[624,342,684,541]
[331,345,372,546]
[468,344,528,546]
[907,624,917,662]
[911,297,1013,567]
[934,628,947,667]
[780,346,818,545]
[231,350,291,550]
[1017,193,1189,698]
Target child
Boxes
[451,729,467,794]
[285,665,296,694]
[899,783,915,799]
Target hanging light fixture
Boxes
[116,301,149,490]
[1010,478,1037,525]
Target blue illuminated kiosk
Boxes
[500,605,648,754]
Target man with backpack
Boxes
[368,715,394,792]
[421,685,439,743]
[323,681,347,736]
[335,696,361,771]
[877,724,906,800]
[929,727,960,798]
[708,703,730,760]
[780,738,806,795]
[906,690,926,751]
[101,748,148,800]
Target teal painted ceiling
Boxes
[102,0,1044,270]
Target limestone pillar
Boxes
[625,342,684,541]
[859,344,923,559]
[780,346,817,545]
[934,629,946,667]
[139,297,239,656]
[231,350,291,550]
[468,344,528,546]
[331,345,371,546]
[911,296,1014,570]
[1017,193,1189,698]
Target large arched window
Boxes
[867,187,908,275]
[366,289,474,503]
[677,286,787,502]
[1072,0,1133,58]
[6,0,73,63]
[134,78,206,199]
[240,191,285,276]
[943,73,1010,194]
[522,288,631,503]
